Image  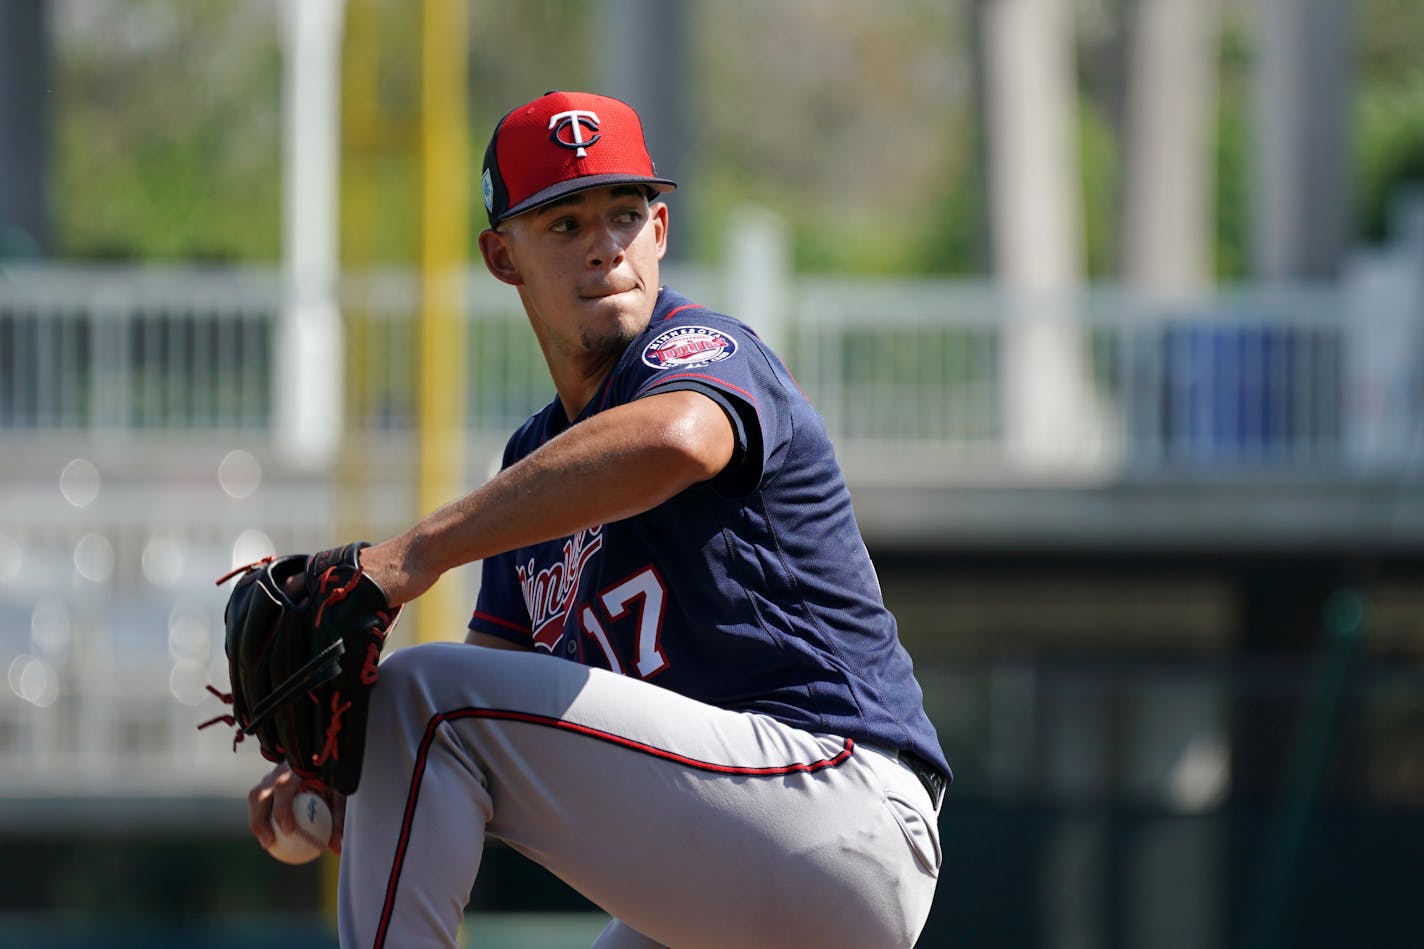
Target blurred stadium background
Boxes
[2,0,1423,946]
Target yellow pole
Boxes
[417,0,469,645]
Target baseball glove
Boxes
[199,542,401,795]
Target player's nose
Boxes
[585,222,626,270]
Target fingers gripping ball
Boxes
[267,791,333,865]
[199,542,402,795]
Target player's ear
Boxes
[652,201,668,262]
[479,228,524,286]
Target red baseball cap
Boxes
[481,91,677,228]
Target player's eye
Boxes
[548,217,577,234]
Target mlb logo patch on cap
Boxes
[481,91,677,227]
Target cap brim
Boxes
[496,174,677,226]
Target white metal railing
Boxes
[0,266,280,436]
[791,277,1418,480]
[3,263,1418,478]
[0,263,720,454]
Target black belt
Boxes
[897,749,948,808]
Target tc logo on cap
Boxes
[549,109,601,158]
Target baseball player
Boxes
[247,90,949,948]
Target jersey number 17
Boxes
[579,565,669,679]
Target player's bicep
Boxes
[637,383,760,495]
[633,389,736,482]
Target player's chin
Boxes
[581,309,646,356]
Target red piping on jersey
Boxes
[470,610,531,636]
[638,372,758,405]
[660,303,705,322]
[372,708,854,948]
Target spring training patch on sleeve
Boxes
[641,325,738,370]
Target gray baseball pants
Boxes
[338,642,942,948]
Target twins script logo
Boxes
[517,525,604,650]
[641,325,738,370]
[548,109,601,158]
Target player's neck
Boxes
[547,348,622,422]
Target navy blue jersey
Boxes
[469,287,949,778]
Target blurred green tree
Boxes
[52,0,282,261]
[41,0,1424,273]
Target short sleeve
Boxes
[612,312,789,494]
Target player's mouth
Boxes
[581,284,636,301]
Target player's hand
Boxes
[248,762,347,854]
[358,537,429,606]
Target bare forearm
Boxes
[417,409,699,568]
[362,390,732,604]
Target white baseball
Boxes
[266,790,333,865]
